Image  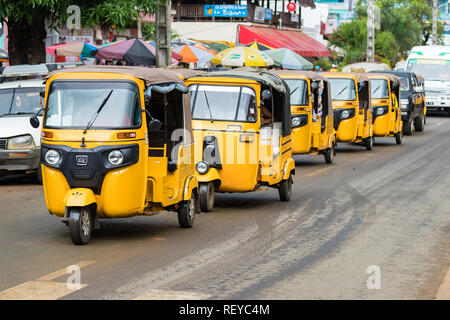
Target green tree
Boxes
[0,0,162,65]
[330,0,444,66]
[141,22,180,41]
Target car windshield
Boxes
[329,78,357,101]
[0,87,43,117]
[406,64,450,81]
[397,76,410,91]
[44,81,141,129]
[284,79,309,106]
[190,85,257,122]
[370,79,389,99]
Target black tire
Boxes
[69,207,92,245]
[414,112,424,132]
[36,164,42,185]
[199,182,215,212]
[403,115,413,135]
[395,130,403,145]
[177,197,196,228]
[365,136,373,151]
[324,145,334,164]
[278,175,292,202]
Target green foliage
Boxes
[329,0,445,66]
[141,22,181,41]
[313,57,332,71]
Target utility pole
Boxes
[432,0,438,45]
[155,1,172,67]
[367,0,375,62]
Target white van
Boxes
[0,66,46,181]
[406,45,450,114]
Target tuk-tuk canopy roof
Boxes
[45,65,187,88]
[271,70,329,82]
[368,72,401,87]
[323,72,370,83]
[187,67,288,94]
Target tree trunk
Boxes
[7,16,47,65]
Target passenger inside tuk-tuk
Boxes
[358,80,371,122]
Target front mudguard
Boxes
[63,188,97,207]
[283,157,296,180]
[196,167,221,184]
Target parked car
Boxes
[370,71,425,135]
[0,65,46,182]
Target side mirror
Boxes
[358,81,366,88]
[261,89,272,101]
[144,93,151,108]
[148,118,162,131]
[30,116,40,129]
[311,82,318,90]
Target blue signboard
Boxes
[265,8,272,21]
[204,5,248,18]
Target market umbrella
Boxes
[51,42,98,58]
[0,48,8,62]
[196,40,233,53]
[264,48,313,70]
[173,44,214,64]
[146,41,184,61]
[211,46,273,67]
[96,38,174,66]
[246,41,274,51]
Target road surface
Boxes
[0,114,449,300]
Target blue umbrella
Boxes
[264,48,313,70]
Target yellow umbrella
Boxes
[246,41,274,51]
[211,46,273,67]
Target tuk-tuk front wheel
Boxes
[199,182,215,212]
[69,207,93,245]
[403,116,413,135]
[278,175,293,202]
[178,197,196,228]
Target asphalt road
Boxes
[0,114,449,300]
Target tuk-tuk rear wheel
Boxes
[365,136,373,151]
[395,131,403,145]
[178,197,196,228]
[324,145,334,164]
[69,207,92,245]
[278,175,293,202]
[199,182,215,212]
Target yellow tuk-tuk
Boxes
[31,66,199,245]
[368,73,403,144]
[184,68,295,212]
[323,72,374,150]
[273,70,337,163]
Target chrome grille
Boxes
[0,139,7,150]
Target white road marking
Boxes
[133,289,210,300]
[0,260,95,300]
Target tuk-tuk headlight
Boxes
[196,161,209,175]
[341,110,350,119]
[108,150,124,166]
[376,107,384,115]
[45,149,60,165]
[291,116,302,127]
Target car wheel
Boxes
[69,207,92,245]
[414,112,424,132]
[199,182,215,212]
[36,164,42,185]
[403,115,413,135]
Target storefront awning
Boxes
[239,25,331,57]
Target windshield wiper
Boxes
[202,90,214,123]
[372,85,381,95]
[333,85,349,100]
[9,112,35,115]
[83,89,113,133]
[290,86,299,96]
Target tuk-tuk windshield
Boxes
[190,84,257,122]
[370,79,389,99]
[44,81,141,129]
[0,87,43,117]
[329,78,357,101]
[283,79,309,106]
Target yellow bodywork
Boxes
[323,73,373,143]
[276,73,336,155]
[41,71,197,219]
[368,75,403,138]
[185,76,294,194]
